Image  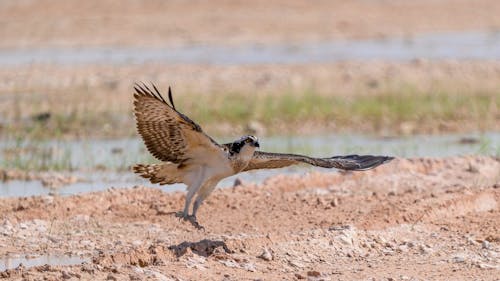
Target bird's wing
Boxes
[133,83,223,164]
[243,151,393,172]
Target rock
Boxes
[61,271,72,279]
[295,273,305,279]
[307,271,321,277]
[258,248,273,261]
[288,260,304,268]
[481,240,490,250]
[242,263,256,272]
[233,178,243,187]
[106,274,118,280]
[477,263,496,269]
[331,198,339,207]
[339,235,353,246]
[419,244,432,254]
[452,256,466,263]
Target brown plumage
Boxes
[133,83,394,229]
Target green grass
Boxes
[2,87,499,140]
[178,88,499,133]
[1,139,74,171]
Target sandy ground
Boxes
[1,0,500,48]
[0,156,498,280]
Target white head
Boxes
[229,135,260,159]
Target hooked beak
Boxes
[253,141,260,148]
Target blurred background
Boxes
[0,0,499,196]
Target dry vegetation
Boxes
[1,61,499,139]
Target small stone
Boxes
[233,178,243,187]
[258,248,273,261]
[307,271,321,277]
[48,236,61,243]
[129,273,142,281]
[419,245,432,254]
[452,256,466,263]
[106,274,118,281]
[339,235,352,246]
[478,263,496,269]
[243,263,256,272]
[289,260,304,268]
[295,273,305,279]
[61,271,72,279]
[482,240,490,250]
[331,198,339,207]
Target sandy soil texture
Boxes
[1,0,500,48]
[0,156,498,280]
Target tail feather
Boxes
[133,163,182,185]
[330,155,394,171]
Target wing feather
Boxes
[133,83,222,163]
[243,151,393,172]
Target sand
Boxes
[0,156,498,280]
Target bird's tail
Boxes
[133,163,182,185]
[329,155,394,171]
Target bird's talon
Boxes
[187,215,205,230]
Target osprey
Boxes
[133,84,393,229]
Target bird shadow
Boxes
[168,239,233,258]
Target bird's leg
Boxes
[192,197,203,219]
[175,188,194,220]
[175,167,205,226]
[175,187,197,219]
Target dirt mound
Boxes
[0,156,498,279]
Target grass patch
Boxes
[1,87,499,140]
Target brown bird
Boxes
[133,84,393,229]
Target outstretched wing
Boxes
[133,83,223,164]
[243,151,393,172]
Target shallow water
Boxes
[1,31,500,65]
[0,132,498,198]
[0,254,89,271]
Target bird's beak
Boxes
[254,141,260,148]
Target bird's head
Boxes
[229,135,260,155]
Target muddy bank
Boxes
[0,156,498,279]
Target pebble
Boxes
[481,240,490,250]
[289,260,305,268]
[452,256,466,263]
[307,270,321,277]
[339,235,353,246]
[61,271,72,279]
[258,248,273,261]
[331,198,339,207]
[243,263,256,272]
[478,263,496,269]
[419,245,432,254]
[295,273,305,279]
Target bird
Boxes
[132,83,394,229]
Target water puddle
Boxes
[1,132,498,198]
[0,254,89,271]
[0,31,499,65]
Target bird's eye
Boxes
[245,139,251,143]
